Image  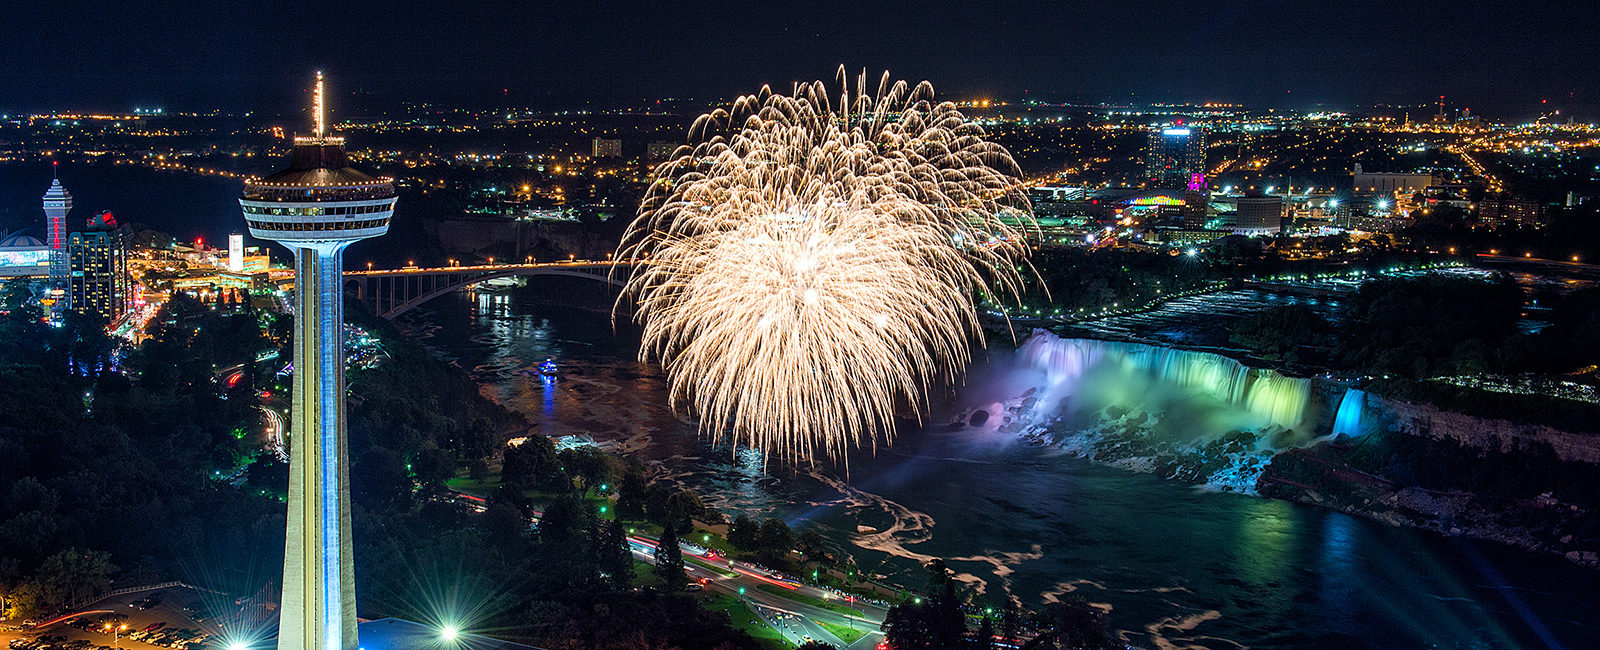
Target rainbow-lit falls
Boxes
[617,68,1034,463]
[239,73,397,650]
[1019,333,1313,430]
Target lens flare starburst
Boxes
[618,70,1033,462]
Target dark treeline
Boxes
[1230,272,1600,429]
[1022,248,1222,315]
[881,559,1115,650]
[0,285,280,619]
[1022,245,1453,319]
[1404,203,1600,263]
[1229,271,1600,375]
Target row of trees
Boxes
[1230,272,1600,382]
[882,560,1115,649]
[1024,248,1221,315]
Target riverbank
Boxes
[1001,330,1600,573]
[1257,397,1600,569]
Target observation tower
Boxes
[42,165,72,292]
[241,72,396,650]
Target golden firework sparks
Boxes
[617,69,1034,463]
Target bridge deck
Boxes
[343,260,631,318]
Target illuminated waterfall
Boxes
[1018,330,1311,429]
[1332,388,1367,438]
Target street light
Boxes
[105,623,128,648]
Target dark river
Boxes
[403,288,1600,650]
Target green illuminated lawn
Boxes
[818,620,868,644]
[703,593,787,649]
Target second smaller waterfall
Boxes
[1332,388,1367,438]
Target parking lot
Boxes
[2,587,270,650]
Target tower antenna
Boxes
[313,71,325,140]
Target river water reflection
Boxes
[403,290,1600,649]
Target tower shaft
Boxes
[243,73,394,650]
[280,246,358,650]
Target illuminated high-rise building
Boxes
[240,73,396,650]
[42,166,72,289]
[1145,125,1206,189]
[66,212,131,321]
[228,233,245,272]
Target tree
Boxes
[38,548,117,608]
[797,531,832,565]
[756,519,794,557]
[654,520,687,592]
[597,519,634,591]
[539,493,587,549]
[883,601,935,650]
[1000,599,1020,647]
[502,436,568,493]
[666,489,706,530]
[616,461,648,519]
[352,445,413,513]
[558,446,610,497]
[1022,597,1111,650]
[0,279,34,311]
[884,561,971,650]
[642,483,673,523]
[727,515,759,551]
[1229,304,1327,363]
[1335,274,1522,378]
[975,615,997,649]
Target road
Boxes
[443,487,887,648]
[624,536,887,649]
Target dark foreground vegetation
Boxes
[0,279,766,649]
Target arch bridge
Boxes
[344,260,632,318]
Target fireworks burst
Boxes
[617,69,1033,462]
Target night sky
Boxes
[2,1,1596,119]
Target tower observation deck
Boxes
[242,72,394,650]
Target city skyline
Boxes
[2,1,1597,119]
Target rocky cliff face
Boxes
[1372,393,1600,464]
[1258,395,1600,570]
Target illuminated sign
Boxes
[1127,196,1185,206]
[0,249,49,267]
[1162,127,1192,136]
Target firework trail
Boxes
[617,69,1033,463]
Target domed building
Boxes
[0,231,51,278]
